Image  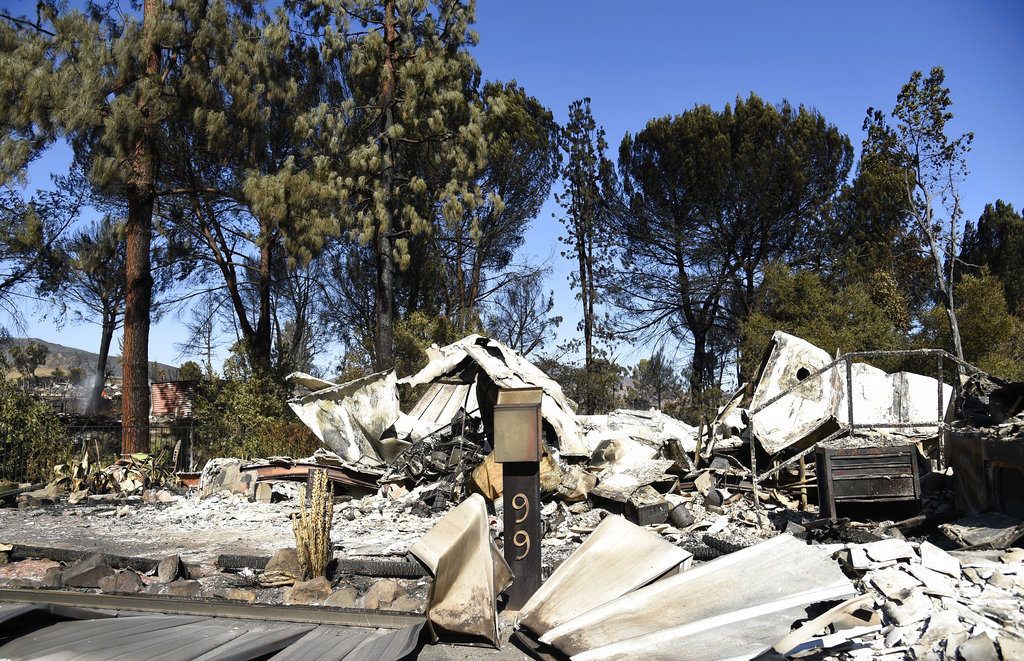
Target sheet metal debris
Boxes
[534,534,855,660]
[518,515,692,636]
[409,493,511,647]
[287,370,400,464]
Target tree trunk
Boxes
[690,327,711,395]
[121,0,160,455]
[374,0,397,371]
[252,228,273,372]
[87,312,115,415]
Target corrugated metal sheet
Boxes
[0,607,424,661]
[151,381,198,419]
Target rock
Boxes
[62,554,114,588]
[158,555,183,583]
[0,552,8,565]
[389,595,423,612]
[284,576,332,605]
[324,584,359,608]
[669,504,694,528]
[41,567,63,588]
[2,578,40,588]
[98,570,144,594]
[918,541,961,578]
[216,587,257,603]
[265,548,302,577]
[165,580,202,598]
[863,538,915,563]
[958,632,998,661]
[359,579,404,609]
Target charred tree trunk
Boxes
[374,0,397,371]
[121,0,160,454]
[87,311,116,415]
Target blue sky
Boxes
[10,0,1024,370]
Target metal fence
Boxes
[0,423,198,484]
[747,348,988,513]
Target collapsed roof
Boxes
[748,331,953,455]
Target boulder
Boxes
[98,570,144,594]
[62,554,114,588]
[325,584,359,608]
[359,579,404,609]
[41,567,63,589]
[157,555,183,583]
[284,576,332,605]
[389,595,423,612]
[262,547,303,586]
[165,579,202,598]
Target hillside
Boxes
[4,338,180,381]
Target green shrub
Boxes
[0,380,68,481]
[191,374,319,462]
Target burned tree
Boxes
[862,67,973,361]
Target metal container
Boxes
[493,387,543,463]
[815,444,921,519]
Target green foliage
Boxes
[191,374,318,462]
[741,264,909,378]
[67,366,84,385]
[617,94,853,389]
[862,66,973,358]
[960,201,1024,312]
[9,340,48,382]
[177,360,203,381]
[626,349,682,410]
[535,355,624,415]
[555,98,619,413]
[304,0,490,367]
[920,272,1024,380]
[0,378,67,481]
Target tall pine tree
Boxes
[302,0,491,369]
[555,98,618,413]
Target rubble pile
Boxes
[2,330,1024,660]
[824,539,1024,659]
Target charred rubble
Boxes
[0,332,1022,660]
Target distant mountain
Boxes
[4,337,180,381]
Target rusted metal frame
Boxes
[849,422,950,430]
[0,588,425,628]
[753,426,851,485]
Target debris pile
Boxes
[15,452,179,507]
[3,330,1024,660]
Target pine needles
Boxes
[291,469,334,579]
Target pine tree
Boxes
[555,98,617,413]
[302,0,490,370]
[862,67,973,362]
[161,2,331,375]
